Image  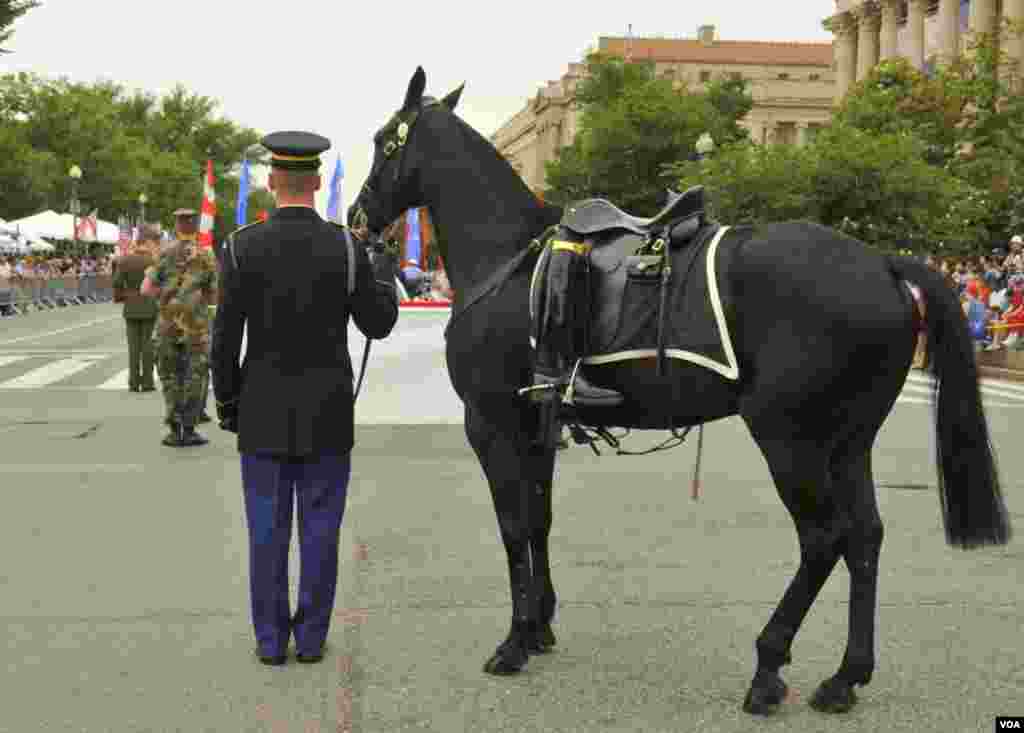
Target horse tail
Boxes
[887,256,1012,549]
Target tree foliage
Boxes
[667,124,986,254]
[665,28,1024,255]
[0,0,39,53]
[0,72,273,242]
[544,54,752,216]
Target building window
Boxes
[926,0,938,15]
[898,1,908,24]
[778,73,790,80]
[700,70,711,83]
[776,122,797,146]
[809,73,821,81]
[730,72,743,81]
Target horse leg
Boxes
[526,437,557,653]
[464,402,537,675]
[810,451,886,712]
[741,435,848,716]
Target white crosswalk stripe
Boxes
[0,355,33,368]
[0,357,104,389]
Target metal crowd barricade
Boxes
[0,274,113,318]
[0,277,15,316]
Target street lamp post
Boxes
[695,132,715,160]
[138,192,148,228]
[69,165,83,246]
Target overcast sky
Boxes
[3,0,835,217]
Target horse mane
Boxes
[437,107,563,237]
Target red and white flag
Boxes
[76,210,98,242]
[198,159,216,250]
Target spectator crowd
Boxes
[0,252,115,316]
[926,234,1024,351]
[0,252,114,281]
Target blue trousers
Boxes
[240,452,351,657]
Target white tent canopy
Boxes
[0,233,28,255]
[6,210,120,244]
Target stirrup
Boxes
[517,381,562,404]
[564,359,584,406]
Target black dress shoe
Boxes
[255,649,286,666]
[161,428,183,447]
[180,428,209,447]
[198,411,212,424]
[296,649,325,664]
[139,385,156,392]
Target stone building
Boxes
[489,27,836,195]
[823,0,1024,100]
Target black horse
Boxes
[351,67,1012,716]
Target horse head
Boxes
[350,67,464,235]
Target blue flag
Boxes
[327,154,344,223]
[236,157,251,227]
[406,208,421,266]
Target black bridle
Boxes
[351,99,440,234]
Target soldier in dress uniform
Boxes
[211,130,398,666]
[141,209,219,447]
[112,225,160,392]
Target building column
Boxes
[825,12,859,101]
[879,0,901,61]
[1003,0,1024,89]
[938,0,962,64]
[796,122,809,147]
[970,0,999,38]
[533,121,548,193]
[856,4,882,80]
[907,0,927,69]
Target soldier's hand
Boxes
[350,224,370,243]
[371,250,398,285]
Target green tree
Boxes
[0,0,38,53]
[0,72,267,244]
[667,124,986,255]
[834,26,1024,250]
[544,54,753,216]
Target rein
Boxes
[446,224,559,330]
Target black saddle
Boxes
[561,186,706,238]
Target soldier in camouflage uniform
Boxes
[141,209,219,447]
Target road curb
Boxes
[979,365,1024,383]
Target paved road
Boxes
[1,304,1021,732]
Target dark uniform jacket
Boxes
[112,253,159,320]
[211,206,398,457]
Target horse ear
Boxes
[403,67,427,110]
[441,83,465,111]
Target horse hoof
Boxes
[809,676,858,714]
[742,676,788,716]
[527,623,557,654]
[483,644,528,676]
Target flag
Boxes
[405,208,421,266]
[236,157,250,227]
[326,154,344,223]
[76,210,98,242]
[117,217,133,257]
[199,159,216,250]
